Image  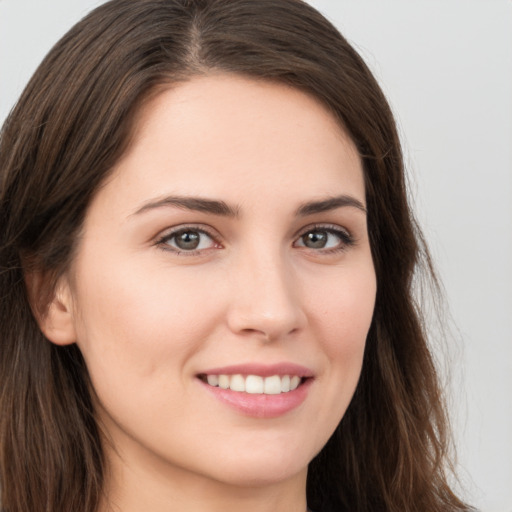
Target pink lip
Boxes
[198,362,314,378]
[197,362,314,419]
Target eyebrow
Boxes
[132,196,239,217]
[295,195,366,216]
[132,193,366,218]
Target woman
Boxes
[0,1,471,511]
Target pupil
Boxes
[176,231,200,250]
[304,231,327,248]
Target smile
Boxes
[201,374,303,394]
[197,363,314,417]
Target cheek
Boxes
[70,258,221,389]
[298,263,375,452]
[310,261,375,410]
[313,264,376,355]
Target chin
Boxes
[213,463,307,489]
[200,441,313,488]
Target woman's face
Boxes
[59,75,376,490]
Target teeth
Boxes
[204,374,304,394]
[281,375,291,392]
[264,375,282,395]
[207,375,219,386]
[230,374,245,392]
[218,375,230,389]
[245,375,264,394]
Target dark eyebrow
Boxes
[132,196,239,217]
[295,195,367,216]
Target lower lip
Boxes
[199,378,312,418]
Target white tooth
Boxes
[290,376,301,391]
[264,375,282,395]
[230,374,245,392]
[218,375,230,389]
[245,375,264,394]
[281,375,291,393]
[207,375,219,386]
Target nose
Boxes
[226,249,307,342]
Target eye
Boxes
[157,227,219,253]
[294,226,354,251]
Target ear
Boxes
[25,271,77,346]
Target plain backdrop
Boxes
[1,1,511,511]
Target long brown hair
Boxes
[0,1,470,511]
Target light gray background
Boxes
[1,1,511,511]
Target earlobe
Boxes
[25,272,77,346]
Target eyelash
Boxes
[293,224,355,254]
[155,225,220,255]
[155,223,355,256]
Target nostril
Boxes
[227,310,306,343]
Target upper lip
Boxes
[198,362,314,378]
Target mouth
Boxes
[196,363,314,417]
[198,373,309,395]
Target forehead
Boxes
[99,74,365,214]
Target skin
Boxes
[42,74,376,512]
